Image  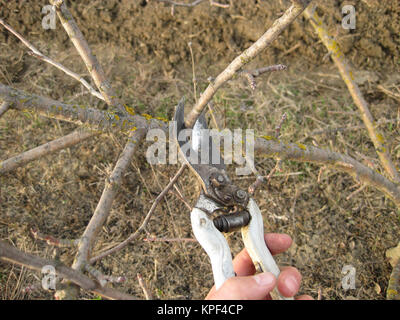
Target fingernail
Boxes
[285,275,299,295]
[254,272,275,287]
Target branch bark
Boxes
[0,18,104,101]
[304,7,400,184]
[72,129,146,272]
[0,128,98,175]
[90,164,187,263]
[0,83,165,133]
[49,0,128,116]
[2,84,399,208]
[157,0,229,8]
[254,137,400,207]
[0,240,136,300]
[54,129,145,299]
[0,101,10,118]
[184,0,312,128]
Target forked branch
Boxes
[254,138,400,207]
[1,83,399,208]
[0,240,135,300]
[0,18,104,101]
[50,0,128,116]
[72,130,146,272]
[184,0,312,128]
[91,164,187,263]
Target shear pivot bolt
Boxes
[236,190,246,200]
[217,175,224,183]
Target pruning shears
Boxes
[173,99,291,300]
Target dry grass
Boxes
[1,34,400,300]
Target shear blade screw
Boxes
[236,190,246,199]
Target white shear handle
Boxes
[241,198,293,300]
[192,203,293,299]
[191,208,235,290]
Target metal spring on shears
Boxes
[213,211,251,233]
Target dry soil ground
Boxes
[0,0,399,300]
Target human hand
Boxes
[205,233,313,300]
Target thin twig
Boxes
[188,41,197,103]
[377,85,400,102]
[304,7,400,184]
[31,228,80,248]
[0,240,136,300]
[346,185,367,201]
[275,112,287,138]
[241,65,287,91]
[137,273,153,300]
[0,18,104,101]
[171,185,192,210]
[157,0,228,8]
[144,237,197,243]
[84,263,125,287]
[90,164,187,263]
[0,128,98,175]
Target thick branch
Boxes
[0,240,135,300]
[2,84,399,207]
[0,84,166,133]
[50,0,128,116]
[0,128,98,175]
[304,7,400,183]
[184,0,312,128]
[254,137,400,207]
[72,130,146,272]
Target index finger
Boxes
[234,233,292,276]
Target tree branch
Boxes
[90,164,187,263]
[0,128,98,175]
[54,129,145,299]
[49,0,128,116]
[184,0,312,128]
[72,130,146,272]
[157,0,229,8]
[0,18,104,101]
[2,84,399,207]
[0,240,136,300]
[304,6,400,184]
[254,137,400,207]
[0,84,166,133]
[387,260,400,300]
[0,101,10,118]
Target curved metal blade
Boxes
[174,100,231,197]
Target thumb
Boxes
[206,272,277,300]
